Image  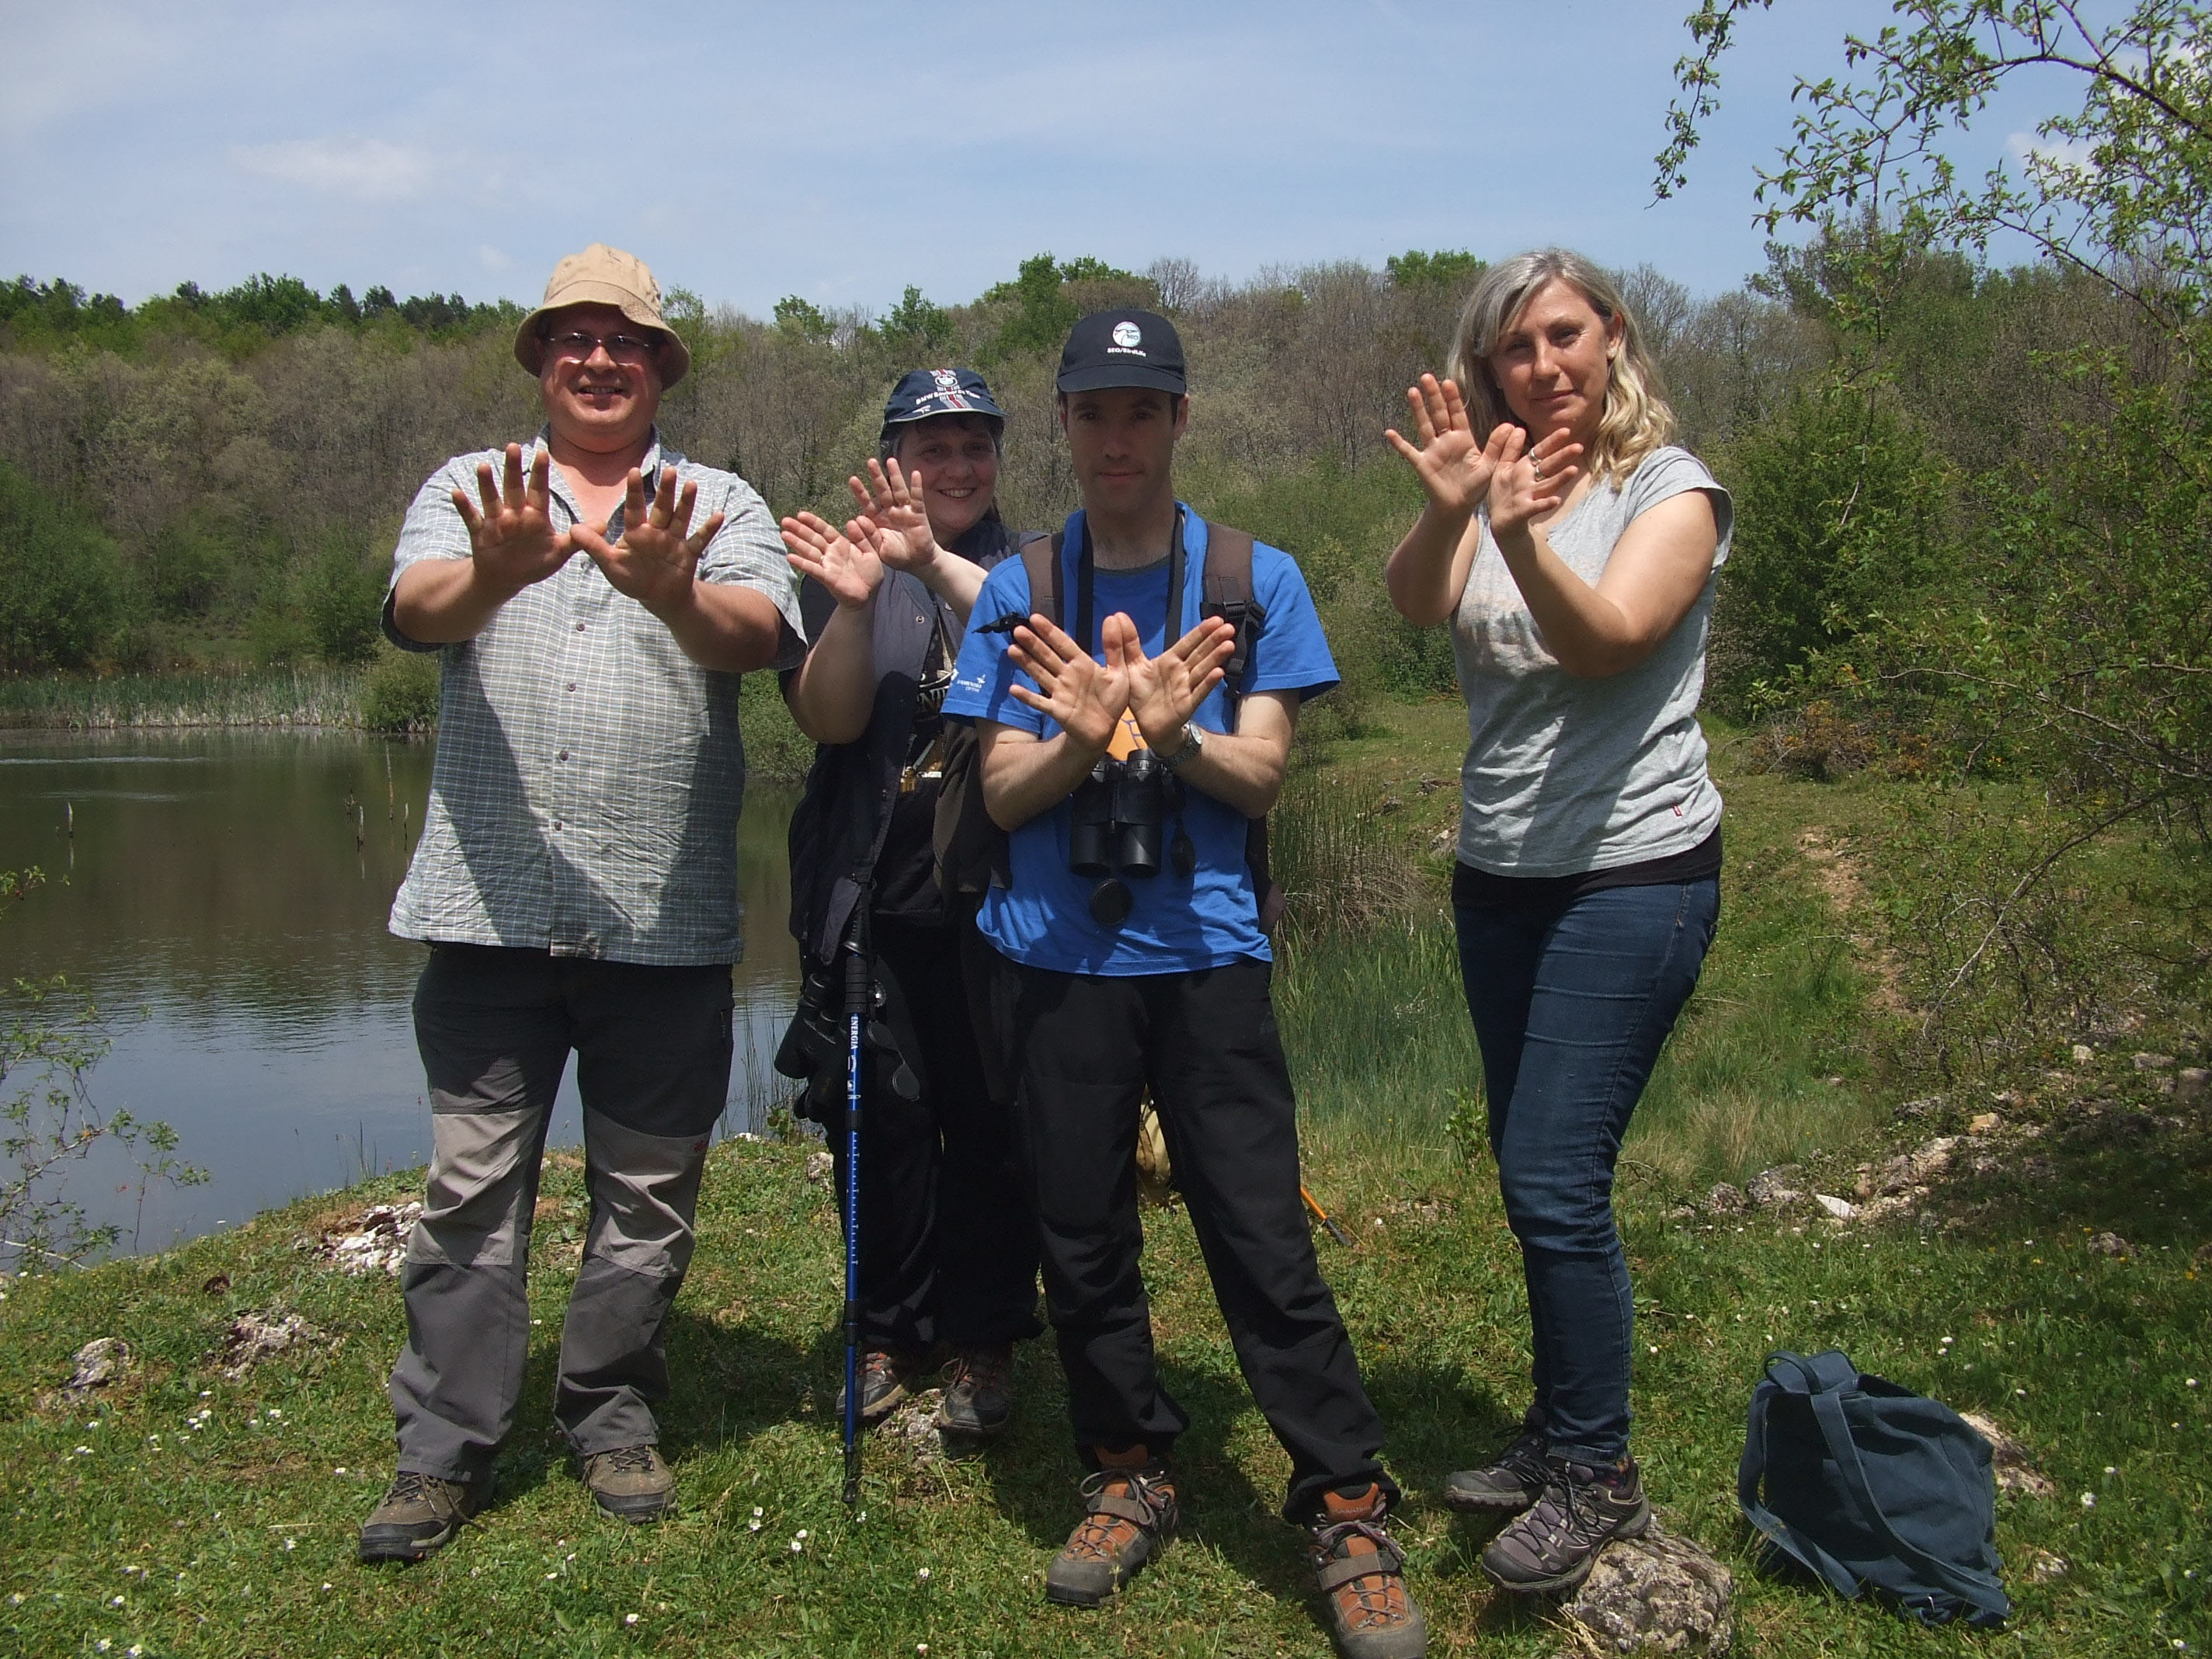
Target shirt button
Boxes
[558,750,569,761]
[565,682,577,692]
[574,622,586,633]
[551,821,564,832]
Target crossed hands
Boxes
[779,460,944,611]
[1384,374,1582,538]
[1007,611,1236,756]
[452,443,727,614]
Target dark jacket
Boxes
[783,513,1015,963]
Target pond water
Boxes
[0,730,800,1256]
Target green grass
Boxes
[1,702,2207,1656]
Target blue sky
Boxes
[1,0,2082,315]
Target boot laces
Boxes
[600,1445,659,1475]
[1066,1467,1171,1562]
[1314,1517,1407,1629]
[947,1345,1011,1393]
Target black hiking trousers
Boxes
[825,913,1043,1354]
[989,951,1395,1522]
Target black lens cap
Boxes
[1088,878,1132,928]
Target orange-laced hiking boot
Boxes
[1311,1483,1427,1659]
[1045,1445,1179,1606]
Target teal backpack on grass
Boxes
[1738,1349,2011,1628]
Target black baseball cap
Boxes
[879,367,1007,443]
[1056,309,1187,395]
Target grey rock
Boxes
[804,1149,835,1185]
[63,1337,134,1396]
[1554,1523,1734,1654]
[1958,1410,2055,1500]
[1702,1183,1747,1216]
[2133,1052,2175,1070]
[1813,1193,1858,1220]
[2175,1066,2209,1100]
[220,1309,323,1380]
[873,1388,948,1466]
[2088,1230,2132,1257]
[1745,1167,1804,1208]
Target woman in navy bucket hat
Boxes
[776,369,1042,1439]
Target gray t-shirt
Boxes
[1451,445,1734,876]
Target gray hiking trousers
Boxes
[387,944,733,1483]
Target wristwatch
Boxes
[1160,723,1205,772]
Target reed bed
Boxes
[0,666,369,730]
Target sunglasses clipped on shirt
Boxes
[543,329,662,365]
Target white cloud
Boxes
[477,245,512,271]
[230,137,443,201]
[2009,130,2098,174]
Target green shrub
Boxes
[0,464,131,671]
[359,645,440,731]
[303,539,385,664]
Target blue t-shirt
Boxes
[943,507,1339,976]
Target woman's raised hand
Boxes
[1487,427,1583,541]
[847,460,942,573]
[1384,376,1503,518]
[779,512,884,611]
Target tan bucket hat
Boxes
[513,243,690,387]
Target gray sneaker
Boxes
[1480,1455,1650,1595]
[357,1469,494,1563]
[1442,1426,1550,1515]
[580,1445,674,1524]
[937,1344,1014,1439]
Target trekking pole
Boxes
[840,904,869,1508]
[1300,1183,1355,1247]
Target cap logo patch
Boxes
[932,369,962,393]
[1111,321,1143,349]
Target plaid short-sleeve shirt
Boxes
[384,428,802,965]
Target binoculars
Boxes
[1068,750,1193,927]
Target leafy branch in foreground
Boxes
[1661,1,2212,343]
[0,868,204,1270]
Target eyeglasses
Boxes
[543,329,661,364]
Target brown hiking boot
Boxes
[836,1347,924,1426]
[937,1343,1015,1439]
[580,1444,675,1523]
[1311,1483,1426,1659]
[1045,1446,1179,1606]
[357,1469,494,1563]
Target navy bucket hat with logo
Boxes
[879,367,1007,445]
[1056,308,1187,395]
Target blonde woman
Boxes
[1385,249,1730,1595]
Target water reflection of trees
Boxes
[0,732,800,1033]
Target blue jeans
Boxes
[1453,876,1718,1465]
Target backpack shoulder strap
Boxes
[1198,521,1261,698]
[1017,530,1063,632]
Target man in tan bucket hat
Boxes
[358,244,803,1562]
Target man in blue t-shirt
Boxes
[944,310,1424,1658]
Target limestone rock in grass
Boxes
[2022,1546,2069,1583]
[61,1337,134,1400]
[1745,1167,1803,1209]
[1967,1111,2003,1135]
[311,1200,421,1277]
[1957,1410,2055,1500]
[2176,1066,2209,1101]
[1814,1194,1857,1220]
[1703,1183,1747,1216]
[805,1149,835,1185]
[1552,1523,1734,1655]
[2088,1230,2132,1258]
[874,1388,948,1466]
[2133,1052,2175,1070]
[221,1309,324,1380]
